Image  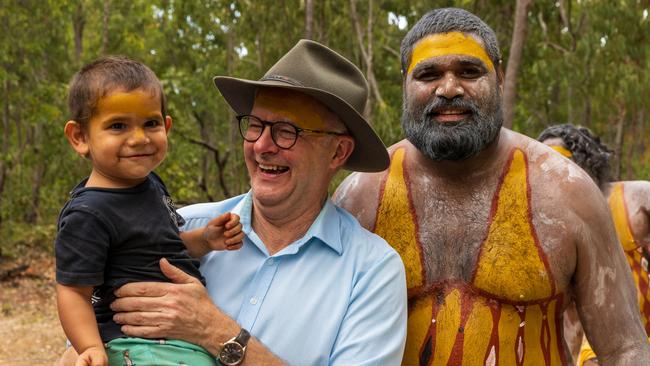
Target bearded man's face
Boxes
[401,33,503,161]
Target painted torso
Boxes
[335,133,584,366]
[375,145,567,366]
[608,182,650,335]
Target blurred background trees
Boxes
[1,0,648,256]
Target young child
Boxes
[55,56,243,366]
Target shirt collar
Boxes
[236,191,343,257]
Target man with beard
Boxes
[334,8,650,365]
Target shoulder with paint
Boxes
[506,129,607,224]
[622,180,650,207]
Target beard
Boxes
[401,89,503,161]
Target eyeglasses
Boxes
[236,115,347,149]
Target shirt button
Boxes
[267,258,275,266]
[250,297,258,305]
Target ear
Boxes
[330,135,355,170]
[164,115,172,134]
[64,121,90,158]
[496,64,505,93]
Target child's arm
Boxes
[56,284,108,366]
[180,212,244,258]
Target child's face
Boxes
[79,88,171,188]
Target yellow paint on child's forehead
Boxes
[407,32,494,74]
[253,88,326,130]
[549,145,573,158]
[96,89,162,118]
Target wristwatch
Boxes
[217,328,250,366]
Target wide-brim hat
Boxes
[213,39,389,172]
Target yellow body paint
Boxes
[461,300,493,366]
[403,296,433,366]
[577,337,598,366]
[608,183,650,335]
[473,149,554,300]
[375,148,424,290]
[609,183,636,251]
[549,145,572,158]
[407,32,495,74]
[254,88,327,130]
[432,289,462,365]
[374,148,567,365]
[95,89,163,120]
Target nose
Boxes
[435,73,464,99]
[127,127,150,146]
[252,125,279,154]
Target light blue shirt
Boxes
[179,192,407,366]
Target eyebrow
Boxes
[457,59,489,72]
[101,113,163,124]
[412,56,489,73]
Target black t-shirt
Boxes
[55,173,204,342]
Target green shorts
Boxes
[106,337,217,366]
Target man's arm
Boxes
[110,258,284,366]
[572,182,650,364]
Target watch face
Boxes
[220,342,244,365]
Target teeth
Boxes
[438,109,465,115]
[259,164,285,171]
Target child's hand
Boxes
[75,346,107,366]
[204,213,244,251]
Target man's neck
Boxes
[251,194,327,255]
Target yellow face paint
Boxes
[549,145,573,158]
[95,89,163,121]
[253,88,327,130]
[407,32,494,74]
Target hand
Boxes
[111,258,238,353]
[75,346,107,366]
[204,212,244,251]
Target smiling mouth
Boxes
[122,154,154,159]
[259,163,289,174]
[430,108,471,123]
[433,109,470,116]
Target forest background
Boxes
[1,0,649,259]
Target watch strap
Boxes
[234,328,251,347]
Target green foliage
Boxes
[0,222,57,258]
[0,0,649,256]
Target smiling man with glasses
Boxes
[104,39,407,366]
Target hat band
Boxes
[260,74,304,87]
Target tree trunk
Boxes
[503,0,534,129]
[304,0,314,39]
[626,109,644,179]
[101,0,110,55]
[0,79,10,229]
[72,1,85,61]
[348,0,384,123]
[612,103,626,181]
[26,160,46,224]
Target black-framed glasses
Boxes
[236,115,347,149]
